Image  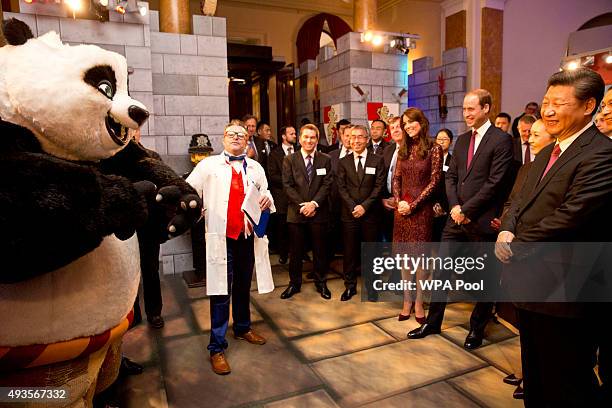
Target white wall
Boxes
[501,0,611,118]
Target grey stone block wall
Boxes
[11,3,230,274]
[296,32,409,128]
[408,47,468,143]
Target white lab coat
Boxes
[186,154,276,295]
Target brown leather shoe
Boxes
[234,330,266,345]
[210,352,231,375]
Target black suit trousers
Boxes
[275,212,289,258]
[518,308,601,407]
[426,221,494,334]
[288,222,328,287]
[137,232,162,318]
[342,218,379,289]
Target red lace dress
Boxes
[392,143,443,244]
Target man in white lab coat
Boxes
[187,123,275,375]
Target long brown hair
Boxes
[398,107,432,160]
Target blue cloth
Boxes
[224,153,246,161]
[208,235,255,354]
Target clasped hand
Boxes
[299,201,317,217]
[450,205,470,225]
[397,200,412,216]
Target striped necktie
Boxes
[306,155,313,183]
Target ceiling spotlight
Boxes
[372,35,383,46]
[363,31,373,42]
[582,55,595,67]
[99,0,108,5]
[606,53,612,64]
[65,0,82,11]
[566,60,579,71]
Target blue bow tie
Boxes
[225,153,246,161]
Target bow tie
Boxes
[225,153,246,161]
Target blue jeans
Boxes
[208,235,255,354]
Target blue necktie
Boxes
[306,155,313,183]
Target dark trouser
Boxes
[275,213,289,259]
[288,222,328,287]
[343,218,378,289]
[137,233,162,318]
[518,308,600,407]
[208,235,254,355]
[381,206,394,243]
[598,303,612,405]
[191,218,206,275]
[426,221,494,333]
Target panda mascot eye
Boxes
[97,81,114,99]
[98,82,113,97]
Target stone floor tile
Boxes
[374,316,422,340]
[122,323,156,364]
[161,316,192,337]
[118,365,168,408]
[362,381,479,408]
[473,336,522,374]
[253,279,400,338]
[292,323,396,361]
[264,389,339,408]
[442,325,492,348]
[441,302,474,329]
[162,322,322,408]
[448,366,524,408]
[311,336,486,406]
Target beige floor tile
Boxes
[191,297,263,332]
[253,279,401,338]
[122,323,156,364]
[362,381,479,408]
[161,316,192,337]
[473,336,522,374]
[292,323,396,361]
[441,302,474,329]
[118,364,168,408]
[311,337,486,406]
[162,322,322,408]
[374,316,423,340]
[264,389,339,408]
[448,366,524,408]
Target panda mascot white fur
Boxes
[0,20,201,407]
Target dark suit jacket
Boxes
[336,153,385,222]
[254,137,277,171]
[267,145,292,214]
[501,161,532,221]
[367,139,389,156]
[435,153,452,211]
[501,125,612,317]
[283,151,333,223]
[318,142,338,154]
[382,142,398,198]
[446,124,514,237]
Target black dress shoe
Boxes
[147,315,165,329]
[513,385,524,399]
[316,283,332,300]
[280,285,300,299]
[120,357,143,376]
[407,323,441,339]
[503,374,522,386]
[340,287,357,301]
[367,291,379,302]
[278,255,288,264]
[464,330,484,350]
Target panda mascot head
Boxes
[0,24,148,161]
[0,19,152,405]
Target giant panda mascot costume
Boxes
[0,20,202,406]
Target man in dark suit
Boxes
[494,112,512,135]
[281,124,333,300]
[327,123,353,259]
[268,126,297,264]
[408,89,515,349]
[336,125,385,301]
[511,101,539,138]
[513,114,536,165]
[319,119,350,153]
[368,119,389,155]
[496,69,611,407]
[242,114,258,160]
[254,121,277,172]
[380,116,403,242]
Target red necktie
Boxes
[524,141,531,163]
[540,144,561,180]
[466,130,477,169]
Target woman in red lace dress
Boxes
[393,108,443,322]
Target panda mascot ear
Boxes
[2,17,34,46]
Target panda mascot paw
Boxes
[0,19,201,407]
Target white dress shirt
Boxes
[282,143,294,156]
[472,119,492,153]
[557,121,591,156]
[353,149,368,172]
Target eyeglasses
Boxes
[225,131,247,140]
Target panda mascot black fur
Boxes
[0,20,202,406]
